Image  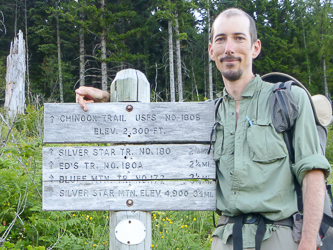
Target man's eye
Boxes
[215,37,225,42]
[236,36,245,41]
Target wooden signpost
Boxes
[42,69,216,249]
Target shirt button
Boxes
[231,151,234,155]
[230,132,234,135]
[231,112,234,115]
[233,191,237,195]
[230,171,233,175]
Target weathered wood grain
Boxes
[110,69,150,103]
[43,180,216,211]
[43,144,215,181]
[43,102,215,143]
[5,30,26,117]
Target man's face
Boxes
[209,14,260,82]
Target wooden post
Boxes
[109,69,151,249]
[5,30,26,117]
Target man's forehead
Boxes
[213,14,250,36]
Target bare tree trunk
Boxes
[14,0,18,36]
[207,0,213,99]
[190,56,199,101]
[5,30,26,117]
[301,17,311,86]
[101,0,107,91]
[323,55,329,97]
[25,0,31,104]
[56,1,64,103]
[79,12,85,86]
[175,14,183,102]
[168,18,175,102]
[204,43,207,99]
[154,62,158,102]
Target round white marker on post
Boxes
[115,219,146,245]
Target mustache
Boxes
[219,56,241,63]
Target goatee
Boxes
[222,69,243,81]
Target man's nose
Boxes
[224,38,235,54]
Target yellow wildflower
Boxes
[193,218,196,221]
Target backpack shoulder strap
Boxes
[208,98,223,155]
[214,97,223,119]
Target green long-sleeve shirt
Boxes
[212,75,331,247]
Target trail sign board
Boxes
[43,181,215,211]
[42,102,216,212]
[43,144,215,181]
[43,102,214,143]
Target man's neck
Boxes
[223,73,255,100]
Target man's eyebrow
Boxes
[214,33,225,38]
[234,32,247,36]
[214,32,247,38]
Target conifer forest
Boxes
[0,0,333,249]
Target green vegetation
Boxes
[1,0,333,104]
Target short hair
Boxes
[210,8,258,45]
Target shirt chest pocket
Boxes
[213,123,224,161]
[247,123,288,163]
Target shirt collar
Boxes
[222,75,261,99]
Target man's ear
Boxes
[252,39,261,59]
[208,43,215,61]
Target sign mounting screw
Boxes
[126,105,133,112]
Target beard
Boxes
[219,56,243,81]
[222,69,243,81]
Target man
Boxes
[75,7,331,250]
[209,8,330,250]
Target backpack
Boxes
[261,72,333,247]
